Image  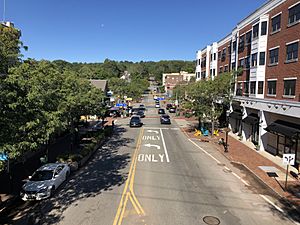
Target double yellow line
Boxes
[113,128,145,225]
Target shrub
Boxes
[104,126,113,137]
[80,143,96,157]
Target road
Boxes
[33,95,296,225]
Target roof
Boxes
[90,79,108,92]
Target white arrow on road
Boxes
[144,143,161,149]
[147,130,159,134]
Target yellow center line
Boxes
[112,128,145,225]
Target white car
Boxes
[155,103,160,108]
[21,163,70,201]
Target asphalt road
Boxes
[34,95,296,225]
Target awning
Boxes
[265,120,300,139]
[242,113,259,125]
[229,111,242,120]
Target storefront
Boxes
[242,113,259,145]
[265,120,300,169]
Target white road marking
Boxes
[189,139,250,186]
[259,195,284,213]
[160,129,170,163]
[144,143,161,150]
[142,136,160,141]
[138,154,165,162]
[147,130,159,134]
[188,139,221,164]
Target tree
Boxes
[0,24,25,75]
[186,73,232,135]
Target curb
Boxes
[230,161,283,199]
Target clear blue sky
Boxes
[2,0,266,63]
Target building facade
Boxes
[195,0,300,171]
[163,71,195,96]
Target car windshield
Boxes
[30,170,54,181]
[162,115,170,119]
[131,117,140,122]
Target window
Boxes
[271,14,281,33]
[244,56,250,68]
[251,53,258,67]
[213,69,216,76]
[239,35,245,52]
[269,48,279,64]
[236,83,243,96]
[219,67,223,74]
[231,62,236,70]
[286,42,298,61]
[253,24,259,39]
[261,21,267,35]
[258,81,264,94]
[221,48,226,61]
[213,53,216,61]
[250,81,256,94]
[267,80,277,95]
[259,52,265,65]
[284,79,296,96]
[245,31,252,45]
[288,3,300,25]
[238,58,245,68]
[244,81,249,94]
[210,54,213,61]
[218,51,221,60]
[224,65,228,72]
[232,41,236,52]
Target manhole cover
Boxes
[203,216,220,225]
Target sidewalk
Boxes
[179,118,300,207]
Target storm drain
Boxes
[203,216,220,225]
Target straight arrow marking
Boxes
[147,130,159,134]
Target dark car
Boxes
[169,107,176,113]
[166,104,173,110]
[160,114,171,124]
[137,110,145,118]
[130,116,143,127]
[158,108,165,114]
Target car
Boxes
[155,103,160,108]
[158,108,165,114]
[155,100,160,104]
[91,121,104,131]
[21,163,70,201]
[160,114,171,124]
[166,104,173,110]
[130,116,143,127]
[139,104,145,108]
[169,107,176,113]
[137,110,145,118]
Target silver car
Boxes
[21,163,70,201]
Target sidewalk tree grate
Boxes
[203,216,220,225]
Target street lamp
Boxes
[224,110,231,152]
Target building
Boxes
[163,71,195,96]
[195,0,300,172]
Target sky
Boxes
[2,0,267,63]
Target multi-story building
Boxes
[163,71,195,95]
[195,0,300,172]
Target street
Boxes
[28,95,296,225]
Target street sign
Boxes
[283,154,295,165]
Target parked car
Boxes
[130,116,143,127]
[169,107,176,113]
[21,163,70,201]
[166,103,173,110]
[158,108,165,114]
[160,114,171,124]
[137,110,145,118]
[155,103,160,108]
[91,121,104,131]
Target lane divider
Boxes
[113,128,145,225]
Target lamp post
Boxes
[224,110,231,152]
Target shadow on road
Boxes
[13,125,134,225]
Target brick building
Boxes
[195,0,300,171]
